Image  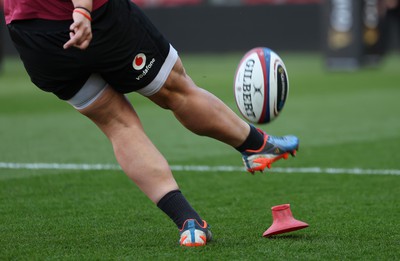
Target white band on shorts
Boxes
[67,45,177,108]
[136,44,178,97]
[67,73,108,110]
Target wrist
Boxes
[73,7,92,21]
[74,6,92,14]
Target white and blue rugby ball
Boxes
[234,47,289,124]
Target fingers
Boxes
[63,37,91,50]
[63,27,92,49]
[63,12,93,50]
[63,27,92,50]
[63,31,76,50]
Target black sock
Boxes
[157,190,203,229]
[235,124,264,152]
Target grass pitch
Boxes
[0,53,399,260]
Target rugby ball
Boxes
[234,47,289,124]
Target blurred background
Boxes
[0,0,399,71]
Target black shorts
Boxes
[7,0,174,100]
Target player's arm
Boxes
[63,0,93,50]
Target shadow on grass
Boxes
[265,234,311,240]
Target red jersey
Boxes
[4,0,108,24]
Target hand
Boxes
[63,10,93,50]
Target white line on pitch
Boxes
[0,162,399,176]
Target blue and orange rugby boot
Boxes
[241,129,299,174]
[179,219,212,247]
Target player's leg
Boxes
[148,57,251,148]
[67,76,211,246]
[148,57,299,173]
[75,87,177,203]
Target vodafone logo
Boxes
[133,53,146,70]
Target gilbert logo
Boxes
[133,53,146,70]
[242,58,256,119]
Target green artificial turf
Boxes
[0,52,399,260]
